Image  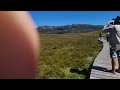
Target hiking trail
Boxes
[90,38,120,79]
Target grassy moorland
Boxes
[36,31,103,79]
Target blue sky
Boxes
[29,11,120,27]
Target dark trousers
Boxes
[106,37,109,42]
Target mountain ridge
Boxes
[37,24,104,34]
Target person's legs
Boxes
[117,57,120,72]
[110,48,117,74]
[116,50,120,72]
[100,37,101,40]
[107,37,109,42]
[111,59,116,73]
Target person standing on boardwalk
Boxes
[106,32,110,42]
[103,19,120,74]
[98,31,102,41]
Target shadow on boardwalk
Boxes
[92,66,108,72]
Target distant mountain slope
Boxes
[37,24,104,34]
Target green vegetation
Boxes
[36,31,103,79]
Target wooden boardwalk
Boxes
[90,38,120,79]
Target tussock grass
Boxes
[37,31,102,79]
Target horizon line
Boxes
[36,24,104,27]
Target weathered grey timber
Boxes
[90,38,120,79]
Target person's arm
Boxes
[0,11,39,79]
